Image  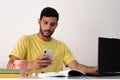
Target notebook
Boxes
[86,37,120,76]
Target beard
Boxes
[40,27,54,38]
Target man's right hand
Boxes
[28,54,52,70]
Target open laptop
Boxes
[86,37,120,76]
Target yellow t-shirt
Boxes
[9,33,75,73]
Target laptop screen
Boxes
[98,37,120,74]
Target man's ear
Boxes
[38,19,41,25]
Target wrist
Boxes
[27,62,34,70]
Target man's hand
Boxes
[28,54,52,70]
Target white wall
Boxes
[0,0,120,68]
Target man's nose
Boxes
[46,24,51,29]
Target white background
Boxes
[0,0,120,68]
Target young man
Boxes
[7,7,97,74]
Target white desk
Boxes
[1,76,120,80]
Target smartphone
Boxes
[43,49,53,59]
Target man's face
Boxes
[38,16,58,38]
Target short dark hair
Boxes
[40,7,59,21]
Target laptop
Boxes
[86,37,120,76]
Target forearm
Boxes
[68,60,97,73]
[75,64,97,73]
[69,63,89,72]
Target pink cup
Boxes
[13,60,28,77]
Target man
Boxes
[7,7,97,74]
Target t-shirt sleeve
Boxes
[9,35,29,59]
[63,43,76,66]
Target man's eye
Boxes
[50,23,56,26]
[44,22,48,24]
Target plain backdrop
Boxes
[0,0,120,68]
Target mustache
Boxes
[44,30,52,33]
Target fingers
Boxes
[33,55,52,69]
[38,54,52,60]
[39,59,52,65]
[38,60,52,68]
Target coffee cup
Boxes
[13,60,28,77]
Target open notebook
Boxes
[32,69,85,77]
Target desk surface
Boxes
[1,76,120,79]
[31,76,120,80]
